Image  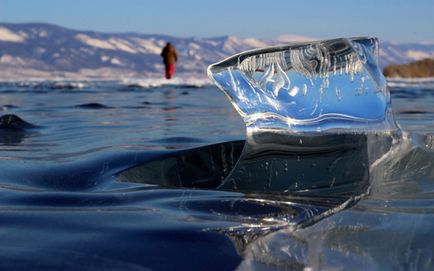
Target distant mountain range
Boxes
[0,23,433,79]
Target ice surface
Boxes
[120,77,212,88]
[0,77,213,90]
[387,77,434,89]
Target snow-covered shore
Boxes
[1,23,434,81]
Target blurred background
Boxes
[1,0,433,79]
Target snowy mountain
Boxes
[0,23,433,79]
[380,41,434,67]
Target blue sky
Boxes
[1,0,433,42]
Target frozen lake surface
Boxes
[0,78,433,270]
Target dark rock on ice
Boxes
[0,114,38,130]
[74,103,112,109]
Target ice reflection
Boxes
[207,37,397,198]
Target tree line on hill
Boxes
[383,58,434,78]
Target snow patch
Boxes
[189,43,201,50]
[274,34,317,43]
[0,55,26,65]
[39,30,48,38]
[76,34,139,54]
[131,38,162,54]
[108,38,137,54]
[223,36,243,53]
[111,58,122,65]
[0,27,26,42]
[18,31,29,39]
[76,34,115,50]
[0,76,213,90]
[205,40,219,47]
[80,47,96,55]
[121,76,212,88]
[242,38,269,48]
[35,48,46,54]
[223,36,270,53]
[406,50,433,60]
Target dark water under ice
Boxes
[0,79,433,270]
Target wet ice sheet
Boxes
[0,80,433,270]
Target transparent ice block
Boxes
[208,37,395,134]
[208,37,397,194]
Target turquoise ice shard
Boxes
[207,37,395,133]
[208,37,397,193]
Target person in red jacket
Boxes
[160,42,178,79]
